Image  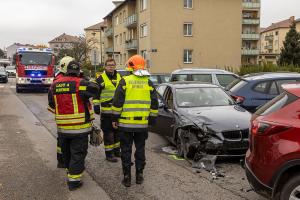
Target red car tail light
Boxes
[231,95,245,104]
[251,120,291,136]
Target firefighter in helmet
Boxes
[111,55,158,187]
[48,60,99,190]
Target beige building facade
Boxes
[259,17,299,65]
[104,0,243,73]
[241,0,260,66]
[84,22,106,65]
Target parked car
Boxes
[5,65,16,77]
[150,82,251,158]
[170,68,239,88]
[149,73,170,87]
[0,67,8,83]
[226,72,300,113]
[245,83,300,200]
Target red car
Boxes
[246,83,300,200]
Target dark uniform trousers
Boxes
[57,136,64,165]
[101,116,120,157]
[60,133,89,175]
[119,131,148,174]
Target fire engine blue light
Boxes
[31,74,35,77]
[38,74,41,77]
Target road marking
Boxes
[0,85,4,88]
[10,85,16,88]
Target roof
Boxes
[163,81,219,89]
[104,0,127,19]
[296,18,300,23]
[171,68,235,75]
[84,21,106,31]
[242,72,300,81]
[260,28,266,33]
[48,33,79,43]
[262,17,294,33]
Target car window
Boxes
[268,81,279,95]
[191,74,212,83]
[227,79,248,92]
[164,87,174,109]
[156,85,167,96]
[253,81,268,93]
[161,75,170,83]
[150,75,159,84]
[216,74,238,87]
[172,74,188,82]
[276,79,298,93]
[256,92,298,116]
[176,87,235,107]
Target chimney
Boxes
[290,16,295,22]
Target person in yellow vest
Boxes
[93,58,122,162]
[111,55,158,187]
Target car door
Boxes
[155,86,176,138]
[250,81,270,111]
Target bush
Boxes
[239,63,300,76]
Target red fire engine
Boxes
[15,47,55,92]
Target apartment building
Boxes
[103,0,242,73]
[84,21,106,65]
[259,17,299,65]
[241,0,260,66]
[48,33,79,55]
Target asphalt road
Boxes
[0,78,267,200]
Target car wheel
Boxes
[279,173,300,200]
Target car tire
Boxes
[278,173,300,200]
[176,130,186,158]
[16,85,21,93]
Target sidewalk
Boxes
[0,84,111,200]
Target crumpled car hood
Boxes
[177,106,251,132]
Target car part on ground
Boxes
[245,83,300,199]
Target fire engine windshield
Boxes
[20,52,52,65]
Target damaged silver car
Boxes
[150,82,251,160]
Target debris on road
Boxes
[162,146,178,155]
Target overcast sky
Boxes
[0,0,299,49]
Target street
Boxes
[0,78,266,200]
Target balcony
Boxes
[242,49,259,55]
[124,14,137,28]
[242,2,260,9]
[265,45,273,50]
[242,19,260,25]
[265,35,274,41]
[125,39,137,51]
[105,28,113,38]
[242,33,260,40]
[105,47,113,53]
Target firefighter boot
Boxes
[122,173,131,187]
[68,181,83,191]
[136,170,144,184]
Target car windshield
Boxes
[20,52,52,65]
[161,75,170,83]
[175,87,235,107]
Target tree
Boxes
[0,48,4,58]
[279,22,300,66]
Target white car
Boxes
[5,65,16,77]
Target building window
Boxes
[115,16,119,26]
[183,23,193,36]
[120,13,123,24]
[115,35,119,45]
[141,0,147,11]
[141,50,147,59]
[140,24,148,37]
[184,0,193,9]
[275,31,279,36]
[183,49,193,63]
[123,11,126,22]
[123,32,126,43]
[120,34,122,44]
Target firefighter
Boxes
[53,56,75,168]
[48,60,99,191]
[111,55,158,187]
[93,58,122,162]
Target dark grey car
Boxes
[150,82,251,159]
[0,67,8,83]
